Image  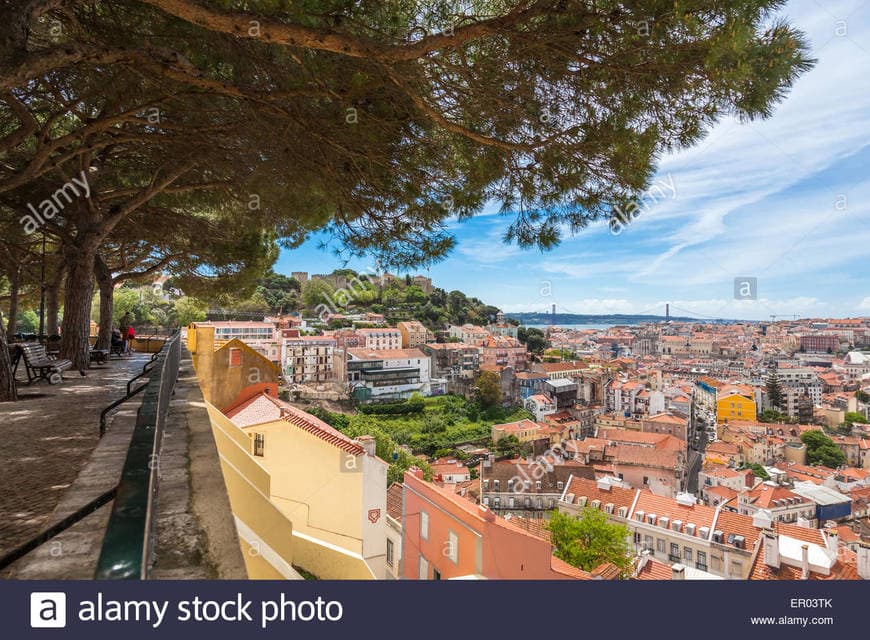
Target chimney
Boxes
[762,528,780,569]
[356,435,376,457]
[858,542,870,580]
[800,544,810,580]
[407,466,424,480]
[822,525,839,553]
[671,563,685,580]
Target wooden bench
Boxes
[19,342,73,385]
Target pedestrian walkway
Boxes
[0,354,150,559]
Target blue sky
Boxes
[276,1,870,321]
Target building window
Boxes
[447,530,458,564]
[696,551,707,571]
[684,547,692,562]
[420,511,429,541]
[669,543,680,562]
[229,348,242,367]
[433,568,441,580]
[253,433,265,457]
[731,560,742,577]
[386,539,394,567]
[557,481,563,490]
[419,556,428,579]
[656,539,666,553]
[643,476,649,486]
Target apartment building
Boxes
[192,320,280,363]
[397,321,432,348]
[479,458,595,518]
[341,347,436,402]
[480,335,529,371]
[559,477,757,579]
[356,328,402,351]
[717,386,757,423]
[280,335,335,383]
[402,469,592,579]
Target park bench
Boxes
[90,348,109,364]
[19,342,72,385]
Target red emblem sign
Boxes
[368,508,381,524]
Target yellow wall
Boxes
[716,394,756,423]
[243,420,365,554]
[190,326,280,410]
[206,404,297,579]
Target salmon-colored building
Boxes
[401,469,591,580]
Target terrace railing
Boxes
[0,332,181,575]
[94,330,181,579]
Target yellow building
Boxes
[188,324,281,411]
[491,419,544,444]
[225,393,387,579]
[188,324,388,579]
[716,389,757,423]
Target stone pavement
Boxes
[0,353,151,562]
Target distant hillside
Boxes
[506,312,704,326]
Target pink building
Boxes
[480,335,529,371]
[401,469,591,580]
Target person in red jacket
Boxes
[126,325,136,353]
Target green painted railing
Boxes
[94,330,181,579]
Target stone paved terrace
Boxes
[0,352,151,561]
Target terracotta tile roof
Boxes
[645,412,686,425]
[599,429,682,450]
[505,516,551,542]
[612,444,681,469]
[706,486,738,502]
[744,483,806,509]
[280,406,367,455]
[549,556,595,580]
[634,557,675,580]
[562,477,637,511]
[633,492,716,533]
[225,393,283,427]
[228,392,368,456]
[386,482,403,520]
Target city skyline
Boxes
[278,0,870,321]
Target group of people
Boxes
[111,312,136,354]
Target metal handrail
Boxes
[95,330,181,579]
[0,339,178,574]
[0,486,117,571]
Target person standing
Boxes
[126,324,136,353]
[119,312,132,354]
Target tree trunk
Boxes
[46,266,62,336]
[59,245,96,371]
[6,267,19,337]
[0,313,17,402]
[94,253,113,351]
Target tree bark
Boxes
[6,266,19,337]
[59,244,96,371]
[0,311,17,402]
[94,253,113,351]
[46,265,63,336]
